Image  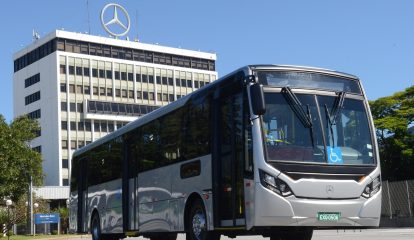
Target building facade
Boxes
[13,30,217,187]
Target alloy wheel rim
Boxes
[192,210,206,240]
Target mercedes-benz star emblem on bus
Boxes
[100,3,131,37]
[326,185,334,194]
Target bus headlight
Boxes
[259,169,293,197]
[361,175,381,198]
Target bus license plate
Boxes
[317,212,341,221]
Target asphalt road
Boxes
[120,228,414,240]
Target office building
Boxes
[13,30,217,187]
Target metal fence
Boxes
[381,179,414,227]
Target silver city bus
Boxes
[69,65,381,240]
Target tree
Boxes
[0,115,43,202]
[369,85,414,180]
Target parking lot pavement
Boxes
[61,229,414,240]
[119,228,414,240]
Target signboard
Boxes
[34,213,60,224]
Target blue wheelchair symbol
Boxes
[327,147,343,164]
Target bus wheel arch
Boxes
[184,193,203,232]
[184,194,219,240]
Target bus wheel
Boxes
[186,199,219,240]
[91,213,101,240]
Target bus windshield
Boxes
[262,92,375,165]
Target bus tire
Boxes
[270,228,313,240]
[186,199,220,240]
[91,212,102,240]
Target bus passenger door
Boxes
[124,135,139,231]
[213,88,246,227]
[77,157,88,232]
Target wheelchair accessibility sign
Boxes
[327,147,343,164]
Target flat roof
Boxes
[14,30,216,61]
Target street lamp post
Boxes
[5,200,12,240]
[33,202,38,236]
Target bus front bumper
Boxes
[254,183,381,227]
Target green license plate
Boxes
[317,212,341,221]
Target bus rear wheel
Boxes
[186,199,220,240]
[91,213,102,240]
[270,228,313,240]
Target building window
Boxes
[136,91,142,99]
[84,86,90,95]
[162,77,168,85]
[93,87,99,95]
[100,87,106,96]
[62,159,69,168]
[92,68,98,77]
[121,89,127,98]
[71,140,77,149]
[115,89,121,97]
[78,121,85,131]
[76,85,83,94]
[69,84,75,93]
[121,72,127,80]
[85,120,91,131]
[68,66,75,75]
[128,90,134,99]
[78,140,85,148]
[61,121,67,130]
[63,178,69,186]
[25,91,41,105]
[99,69,105,78]
[115,71,120,80]
[128,73,133,81]
[94,121,100,132]
[70,121,76,131]
[162,93,168,101]
[76,66,82,75]
[156,76,161,84]
[149,92,154,100]
[32,146,42,153]
[107,88,113,97]
[187,80,193,88]
[143,91,148,100]
[61,101,67,111]
[106,70,112,79]
[70,102,76,112]
[62,140,68,149]
[84,67,90,76]
[77,103,83,113]
[59,64,66,74]
[25,73,40,88]
[108,123,115,132]
[168,77,173,86]
[101,122,108,132]
[60,83,67,92]
[28,109,41,119]
[169,94,174,102]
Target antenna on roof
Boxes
[135,9,140,42]
[32,29,40,41]
[86,0,91,34]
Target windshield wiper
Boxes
[281,87,315,147]
[324,91,346,147]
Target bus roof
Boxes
[72,64,359,158]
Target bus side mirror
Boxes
[250,83,266,115]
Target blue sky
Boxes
[1,0,413,122]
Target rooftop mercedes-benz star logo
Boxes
[326,185,334,194]
[100,3,131,37]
